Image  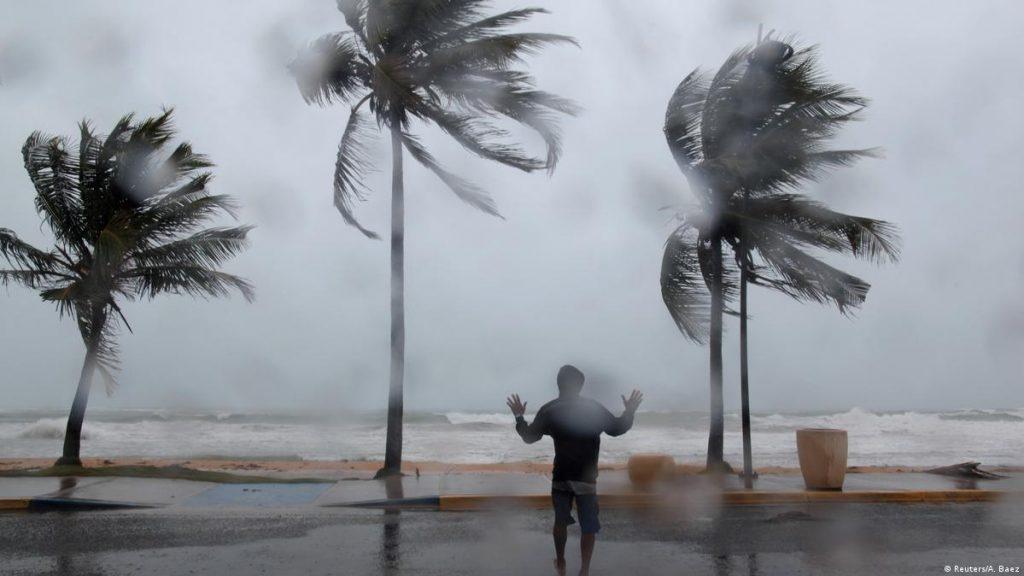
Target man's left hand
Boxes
[506,394,527,417]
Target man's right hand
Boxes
[506,394,527,418]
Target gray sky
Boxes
[1,0,1022,414]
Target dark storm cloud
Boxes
[1,0,1022,414]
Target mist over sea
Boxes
[2,408,1022,467]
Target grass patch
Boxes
[0,464,333,484]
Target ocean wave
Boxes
[16,418,91,440]
[938,410,1024,422]
[443,412,510,426]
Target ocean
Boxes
[2,407,1022,467]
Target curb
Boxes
[438,490,1008,510]
[722,490,1005,506]
[25,498,159,511]
[0,499,31,511]
[337,490,1010,511]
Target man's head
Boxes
[556,364,585,396]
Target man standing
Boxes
[507,365,643,576]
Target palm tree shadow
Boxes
[379,476,404,573]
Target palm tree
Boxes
[289,0,577,477]
[660,39,900,473]
[0,110,254,466]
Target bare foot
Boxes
[554,558,566,575]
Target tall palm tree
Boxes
[660,39,900,472]
[0,110,254,466]
[289,1,577,477]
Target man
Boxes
[506,365,643,576]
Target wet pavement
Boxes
[2,501,1024,575]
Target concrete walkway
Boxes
[2,470,1021,511]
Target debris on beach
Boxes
[925,462,1006,479]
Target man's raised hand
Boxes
[622,389,644,414]
[506,394,527,417]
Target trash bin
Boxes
[796,428,848,490]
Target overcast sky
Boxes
[1,0,1022,414]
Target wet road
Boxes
[2,502,1023,575]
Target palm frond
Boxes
[290,33,370,106]
[386,0,491,51]
[126,265,255,302]
[333,107,380,238]
[661,225,710,343]
[337,0,369,46]
[129,108,175,149]
[401,131,500,217]
[0,269,72,290]
[422,7,549,50]
[700,46,752,160]
[751,228,870,313]
[22,132,85,248]
[664,69,709,174]
[130,226,253,269]
[431,71,577,172]
[148,142,215,193]
[0,228,65,272]
[422,33,577,72]
[425,106,544,171]
[743,194,901,263]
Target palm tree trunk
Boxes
[380,126,405,478]
[707,238,725,469]
[55,309,106,467]
[739,262,754,488]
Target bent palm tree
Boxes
[660,40,900,472]
[290,0,577,477]
[0,110,253,466]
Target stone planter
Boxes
[796,428,848,490]
[627,454,675,489]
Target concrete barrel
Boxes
[796,428,848,490]
[627,454,676,489]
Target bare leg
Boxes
[553,523,567,575]
[579,533,595,576]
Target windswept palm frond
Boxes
[333,107,380,238]
[401,131,500,217]
[421,32,577,72]
[750,226,870,313]
[423,7,550,49]
[743,194,901,263]
[289,2,576,234]
[22,133,85,248]
[700,46,752,162]
[664,69,709,174]
[424,106,544,171]
[290,33,371,106]
[131,226,253,269]
[336,0,369,45]
[431,71,578,172]
[661,225,710,343]
[125,265,255,303]
[0,228,64,272]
